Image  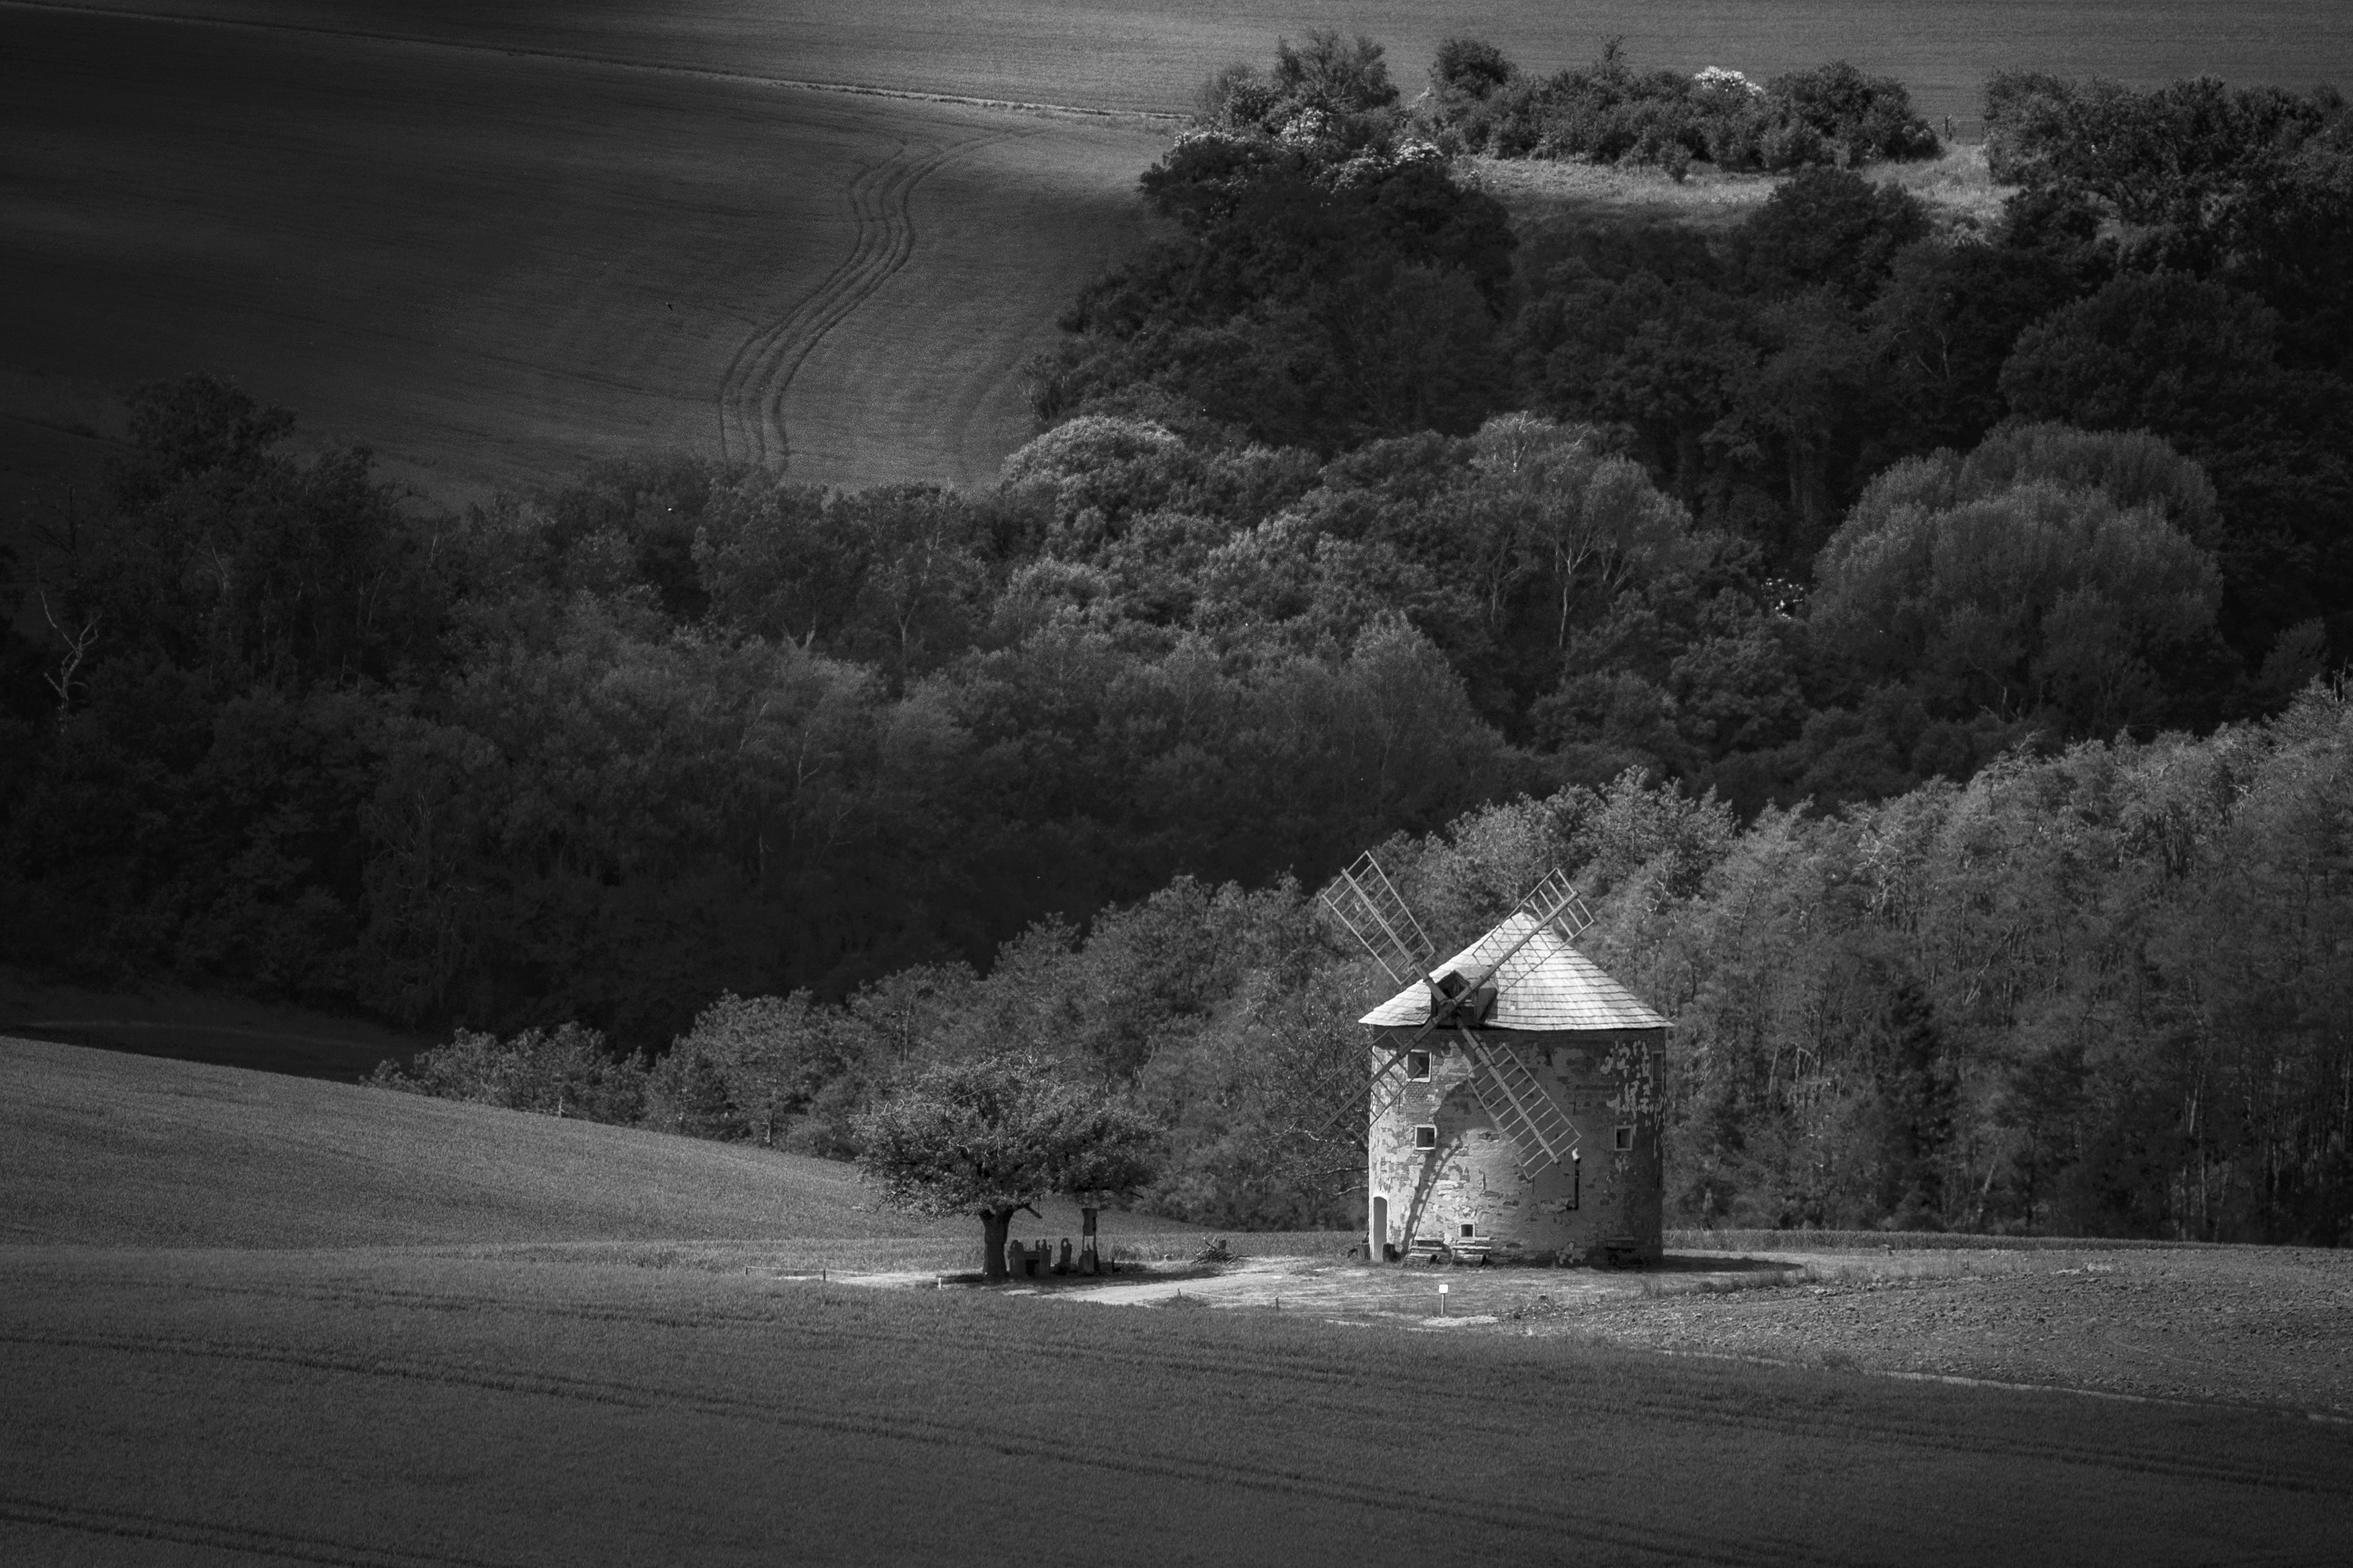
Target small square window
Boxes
[1406,1050,1431,1081]
[1459,1223,1475,1239]
[1412,1124,1438,1151]
[1613,1124,1634,1151]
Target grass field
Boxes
[8,1245,2350,1565]
[7,1036,2352,1563]
[32,0,2353,121]
[0,1037,1130,1251]
[0,0,1164,524]
[1465,144,2009,235]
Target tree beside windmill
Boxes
[1324,855,1670,1266]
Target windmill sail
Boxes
[1514,868,1595,947]
[1367,1057,1419,1124]
[1457,1029,1582,1176]
[1295,1040,1419,1147]
[1447,893,1595,1175]
[1328,852,1639,1179]
[1349,867,1641,1176]
[1437,869,1594,1003]
[1320,852,1434,989]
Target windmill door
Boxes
[1370,1195,1388,1258]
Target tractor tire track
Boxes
[0,1494,508,1567]
[713,136,908,467]
[716,130,1007,469]
[3,1326,1851,1568]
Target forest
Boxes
[2,37,2346,1243]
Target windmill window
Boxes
[1406,1051,1430,1081]
[1459,1223,1475,1239]
[1412,1124,1438,1151]
[1613,1124,1634,1151]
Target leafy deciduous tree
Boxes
[853,1053,1162,1279]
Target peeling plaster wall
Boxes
[1366,1028,1665,1264]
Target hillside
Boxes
[38,0,2353,121]
[0,1037,1108,1250]
[0,1,1163,523]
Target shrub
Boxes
[1765,60,1941,163]
[368,1023,648,1124]
[647,991,865,1147]
[1417,40,1938,173]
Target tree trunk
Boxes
[980,1208,1014,1281]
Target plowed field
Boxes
[29,0,2353,121]
[7,1244,2350,1566]
[0,1,1164,509]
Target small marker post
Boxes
[1439,1281,1449,1317]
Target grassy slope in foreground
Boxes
[0,1037,1116,1250]
[4,1246,2350,1566]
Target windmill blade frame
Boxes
[1439,868,1595,1001]
[1515,868,1595,947]
[1455,1024,1583,1177]
[1318,852,1435,990]
[1320,853,1604,1179]
[1369,866,1600,1047]
[1295,1039,1422,1147]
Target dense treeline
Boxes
[1039,36,2351,677]
[4,378,2264,1047]
[378,692,2353,1244]
[1,382,1562,1044]
[5,39,2347,1241]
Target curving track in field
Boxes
[716,130,1010,470]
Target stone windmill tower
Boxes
[1322,854,1670,1266]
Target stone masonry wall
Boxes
[1365,1028,1664,1264]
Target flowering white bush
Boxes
[1693,66,1764,98]
[1168,126,1245,154]
[1276,108,1334,148]
[1327,152,1401,188]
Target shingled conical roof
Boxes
[1357,910,1668,1032]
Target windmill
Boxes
[1319,850,1670,1266]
